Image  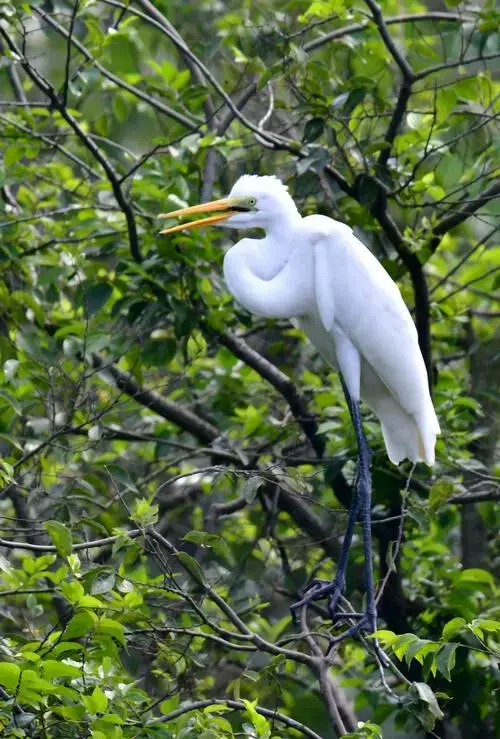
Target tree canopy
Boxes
[0,1,498,737]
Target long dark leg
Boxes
[349,400,376,633]
[291,382,362,618]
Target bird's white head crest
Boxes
[225,174,299,229]
[158,174,300,235]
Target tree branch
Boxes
[303,12,478,54]
[31,5,199,132]
[152,698,323,738]
[431,178,500,243]
[90,353,219,444]
[0,25,142,262]
[368,194,432,384]
[414,52,500,81]
[219,333,325,458]
[133,0,217,124]
[363,0,414,81]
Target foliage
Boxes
[0,0,498,737]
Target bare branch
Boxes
[133,0,217,124]
[219,333,325,458]
[31,5,199,132]
[303,12,479,54]
[432,179,500,242]
[363,0,414,81]
[62,0,80,108]
[152,698,323,738]
[0,113,100,179]
[415,52,500,81]
[0,25,142,262]
[0,529,142,552]
[430,226,498,296]
[90,353,219,444]
[449,490,500,505]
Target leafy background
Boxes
[0,0,498,737]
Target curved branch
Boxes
[0,26,142,262]
[432,178,500,242]
[303,12,478,53]
[90,353,219,444]
[219,333,325,457]
[153,698,323,739]
[363,0,414,81]
[31,5,199,132]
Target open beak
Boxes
[158,197,239,235]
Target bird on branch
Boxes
[159,174,440,651]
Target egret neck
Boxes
[222,210,309,319]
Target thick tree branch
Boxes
[378,81,413,170]
[363,0,414,80]
[90,353,219,444]
[449,490,500,505]
[431,178,500,244]
[368,194,432,384]
[219,333,325,458]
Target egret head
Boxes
[158,174,300,235]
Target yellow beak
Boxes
[158,197,237,235]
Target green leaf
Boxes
[19,670,56,694]
[96,617,126,646]
[372,630,397,647]
[160,694,180,714]
[85,283,113,316]
[132,498,159,526]
[413,682,444,720]
[83,686,108,715]
[177,551,205,585]
[61,581,85,604]
[434,643,458,681]
[142,338,177,366]
[428,480,454,513]
[392,632,419,660]
[105,33,137,75]
[0,389,22,416]
[241,476,264,503]
[472,618,500,633]
[442,617,466,641]
[303,117,324,143]
[43,520,73,557]
[458,569,494,586]
[4,146,24,167]
[54,705,86,721]
[39,660,81,680]
[0,662,20,690]
[242,699,271,738]
[63,611,96,640]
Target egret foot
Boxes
[290,577,345,623]
[326,608,389,666]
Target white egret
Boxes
[159,174,440,644]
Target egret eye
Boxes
[248,197,256,206]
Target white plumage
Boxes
[161,174,440,466]
[222,177,440,465]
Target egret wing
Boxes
[309,216,430,419]
[314,238,335,332]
